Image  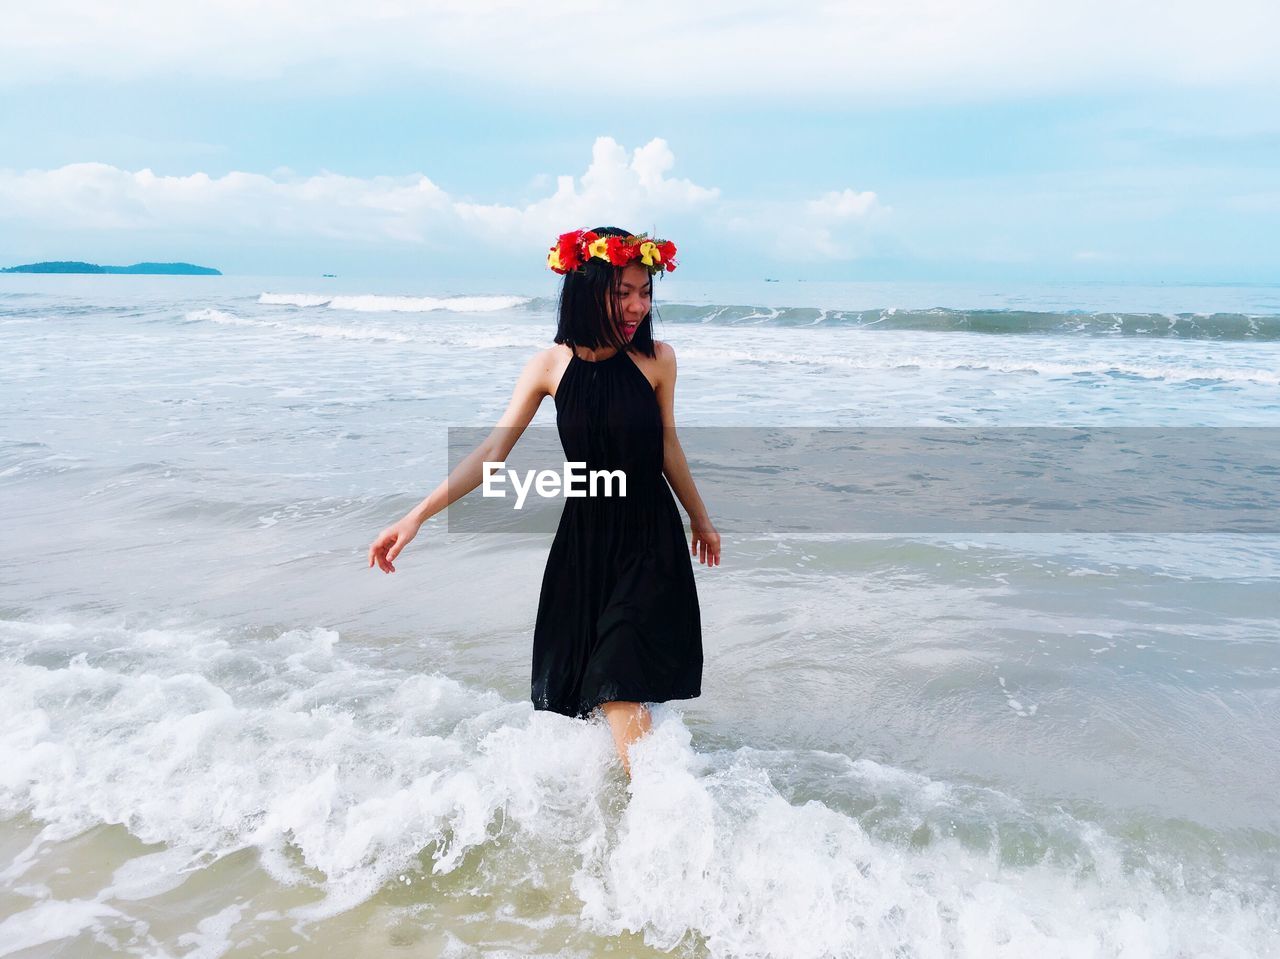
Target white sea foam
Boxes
[185,308,412,342]
[105,847,202,901]
[0,617,1274,956]
[0,898,127,958]
[185,308,551,349]
[173,903,243,959]
[679,345,1280,387]
[258,293,331,308]
[259,293,530,312]
[186,307,257,327]
[578,727,1274,956]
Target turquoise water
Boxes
[1,275,1277,957]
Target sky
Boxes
[1,0,1277,284]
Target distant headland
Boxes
[1,261,222,275]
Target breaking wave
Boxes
[2,617,1275,956]
[259,293,530,313]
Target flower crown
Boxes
[546,229,677,275]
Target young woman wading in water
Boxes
[367,226,720,775]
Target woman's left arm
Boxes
[655,342,721,567]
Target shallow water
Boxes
[1,275,1278,957]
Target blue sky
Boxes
[1,2,1276,283]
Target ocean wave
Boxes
[181,307,1277,385]
[643,304,1280,339]
[252,292,1280,339]
[187,307,546,350]
[1,617,1275,956]
[679,346,1280,387]
[185,307,257,327]
[259,292,531,313]
[185,308,412,342]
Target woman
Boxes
[367,226,720,775]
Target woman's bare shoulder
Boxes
[509,345,569,393]
[647,340,677,391]
[530,344,572,368]
[534,344,573,393]
[652,339,677,367]
[530,344,558,359]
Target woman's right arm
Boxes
[367,348,558,573]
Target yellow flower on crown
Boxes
[547,249,565,271]
[638,241,660,268]
[588,237,611,260]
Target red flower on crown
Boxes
[548,230,585,274]
[657,240,678,272]
[605,236,632,266]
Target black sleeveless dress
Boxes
[530,347,703,719]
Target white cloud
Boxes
[808,189,880,219]
[2,1,1276,99]
[732,189,888,262]
[452,137,720,240]
[0,138,884,269]
[0,162,453,243]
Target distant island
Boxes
[1,261,221,275]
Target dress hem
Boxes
[532,688,702,721]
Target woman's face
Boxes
[609,262,652,342]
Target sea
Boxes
[1,274,1277,958]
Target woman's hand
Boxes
[690,518,721,567]
[367,517,421,573]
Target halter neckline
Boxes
[572,347,628,364]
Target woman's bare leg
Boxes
[599,701,652,775]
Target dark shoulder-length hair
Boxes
[553,225,658,358]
